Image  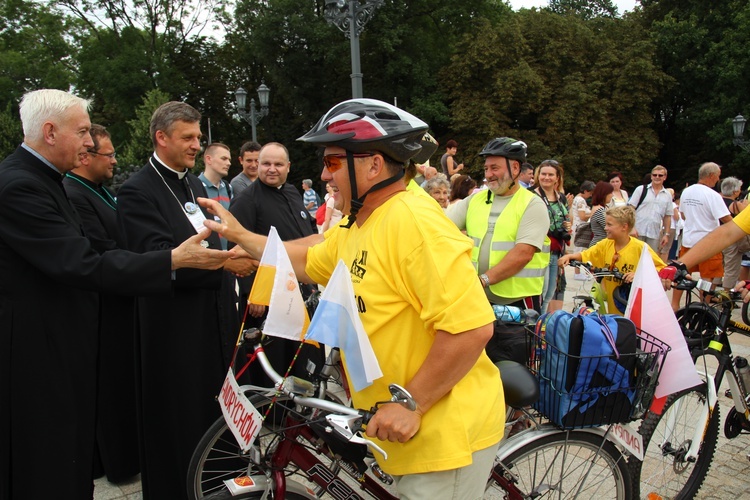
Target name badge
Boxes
[185,202,208,235]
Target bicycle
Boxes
[630,275,750,499]
[188,310,670,499]
[567,260,628,315]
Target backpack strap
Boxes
[633,184,649,210]
[575,313,633,411]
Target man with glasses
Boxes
[670,162,732,309]
[199,99,504,499]
[628,165,673,253]
[63,125,140,483]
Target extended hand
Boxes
[171,230,232,270]
[365,403,421,444]
[198,197,245,245]
[224,255,259,277]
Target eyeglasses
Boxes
[322,153,374,173]
[651,173,665,178]
[88,150,117,159]
[541,159,559,166]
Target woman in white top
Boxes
[608,171,629,207]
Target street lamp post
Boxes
[732,114,750,152]
[235,82,271,142]
[323,0,384,98]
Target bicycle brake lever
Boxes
[325,414,389,459]
[348,433,388,460]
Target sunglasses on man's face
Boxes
[651,173,665,178]
[322,153,374,173]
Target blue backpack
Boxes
[533,310,637,428]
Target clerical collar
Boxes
[22,143,63,176]
[152,152,188,179]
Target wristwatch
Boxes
[479,273,490,288]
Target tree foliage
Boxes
[2,0,750,196]
[113,87,170,189]
[442,10,665,190]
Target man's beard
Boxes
[490,176,514,196]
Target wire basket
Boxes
[526,322,670,429]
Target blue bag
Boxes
[533,310,637,428]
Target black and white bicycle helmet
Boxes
[298,98,429,227]
[479,137,527,160]
[478,137,528,198]
[411,131,438,165]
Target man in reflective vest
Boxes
[447,137,550,364]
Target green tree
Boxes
[0,0,79,109]
[224,0,510,186]
[638,0,750,184]
[113,88,170,190]
[0,102,22,160]
[441,11,666,190]
[548,0,618,20]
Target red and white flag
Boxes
[625,247,701,398]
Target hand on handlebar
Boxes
[731,280,750,303]
[365,403,421,444]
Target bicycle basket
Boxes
[527,318,670,429]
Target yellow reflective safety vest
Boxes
[466,188,550,299]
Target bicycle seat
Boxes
[496,360,540,408]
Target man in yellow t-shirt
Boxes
[200,99,503,499]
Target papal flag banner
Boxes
[625,247,702,399]
[305,260,383,392]
[248,226,309,341]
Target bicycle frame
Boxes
[262,413,396,499]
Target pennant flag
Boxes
[305,260,383,391]
[625,246,702,398]
[248,226,309,341]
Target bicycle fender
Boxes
[496,425,614,462]
[231,474,318,499]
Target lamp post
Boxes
[323,0,384,98]
[235,82,271,142]
[732,114,750,152]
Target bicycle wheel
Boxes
[187,392,299,499]
[488,430,632,499]
[631,383,719,499]
[187,387,366,500]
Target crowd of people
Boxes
[5,88,750,500]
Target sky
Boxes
[509,0,639,15]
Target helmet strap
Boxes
[342,150,361,228]
[341,151,406,229]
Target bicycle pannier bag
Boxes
[533,310,637,428]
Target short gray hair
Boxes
[721,176,742,196]
[20,89,90,143]
[698,162,721,180]
[424,177,450,193]
[150,101,201,147]
[302,179,313,188]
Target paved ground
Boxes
[95,265,750,499]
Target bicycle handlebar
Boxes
[568,260,626,281]
[241,327,399,459]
